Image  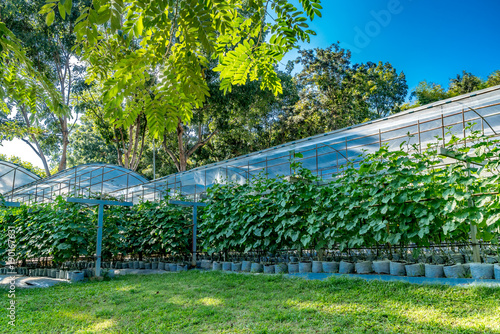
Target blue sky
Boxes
[282,0,500,99]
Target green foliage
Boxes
[278,43,407,141]
[202,130,500,254]
[0,154,49,177]
[0,196,192,265]
[41,0,321,139]
[405,70,500,110]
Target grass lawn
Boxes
[2,271,500,333]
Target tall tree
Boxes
[409,81,449,106]
[41,0,322,141]
[1,0,87,173]
[282,43,407,141]
[161,64,298,171]
[0,7,64,176]
[448,70,484,96]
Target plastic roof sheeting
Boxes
[141,85,500,201]
[0,161,41,196]
[4,85,500,204]
[5,163,148,203]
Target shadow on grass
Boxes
[5,271,500,333]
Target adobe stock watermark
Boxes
[5,226,17,327]
[344,0,412,54]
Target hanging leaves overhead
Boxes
[40,0,322,138]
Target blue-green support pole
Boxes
[169,200,207,267]
[67,198,133,277]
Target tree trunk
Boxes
[58,116,69,171]
[162,119,218,173]
[20,107,51,176]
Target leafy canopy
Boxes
[41,0,322,138]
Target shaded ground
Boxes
[1,271,500,333]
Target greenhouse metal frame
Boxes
[2,85,500,204]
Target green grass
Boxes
[2,271,500,333]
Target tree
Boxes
[281,43,407,141]
[41,0,322,140]
[410,81,448,106]
[362,61,407,118]
[1,0,87,173]
[161,63,299,171]
[70,86,148,171]
[448,71,484,96]
[0,8,65,176]
[486,70,500,87]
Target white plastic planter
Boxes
[339,261,354,274]
[389,262,406,276]
[424,264,444,278]
[405,263,424,277]
[312,261,323,273]
[372,260,390,274]
[322,261,339,273]
[355,261,373,274]
[443,264,466,278]
[469,263,494,279]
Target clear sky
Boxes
[3,0,500,168]
[282,0,500,93]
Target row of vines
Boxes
[0,197,192,266]
[1,127,500,265]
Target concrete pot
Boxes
[151,262,158,270]
[133,261,140,269]
[250,263,263,273]
[355,261,373,274]
[425,264,444,278]
[299,262,312,273]
[312,261,323,273]
[443,264,466,278]
[168,263,178,272]
[177,264,188,272]
[241,261,252,272]
[139,261,145,269]
[275,263,288,274]
[372,260,390,274]
[287,263,299,274]
[390,262,406,276]
[231,262,242,272]
[212,262,222,271]
[339,261,355,274]
[158,262,165,270]
[405,263,425,277]
[263,265,275,274]
[144,262,152,270]
[470,263,494,279]
[222,262,232,271]
[322,261,339,273]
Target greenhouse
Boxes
[2,85,500,204]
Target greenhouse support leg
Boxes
[467,162,481,263]
[192,206,197,267]
[96,204,104,277]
